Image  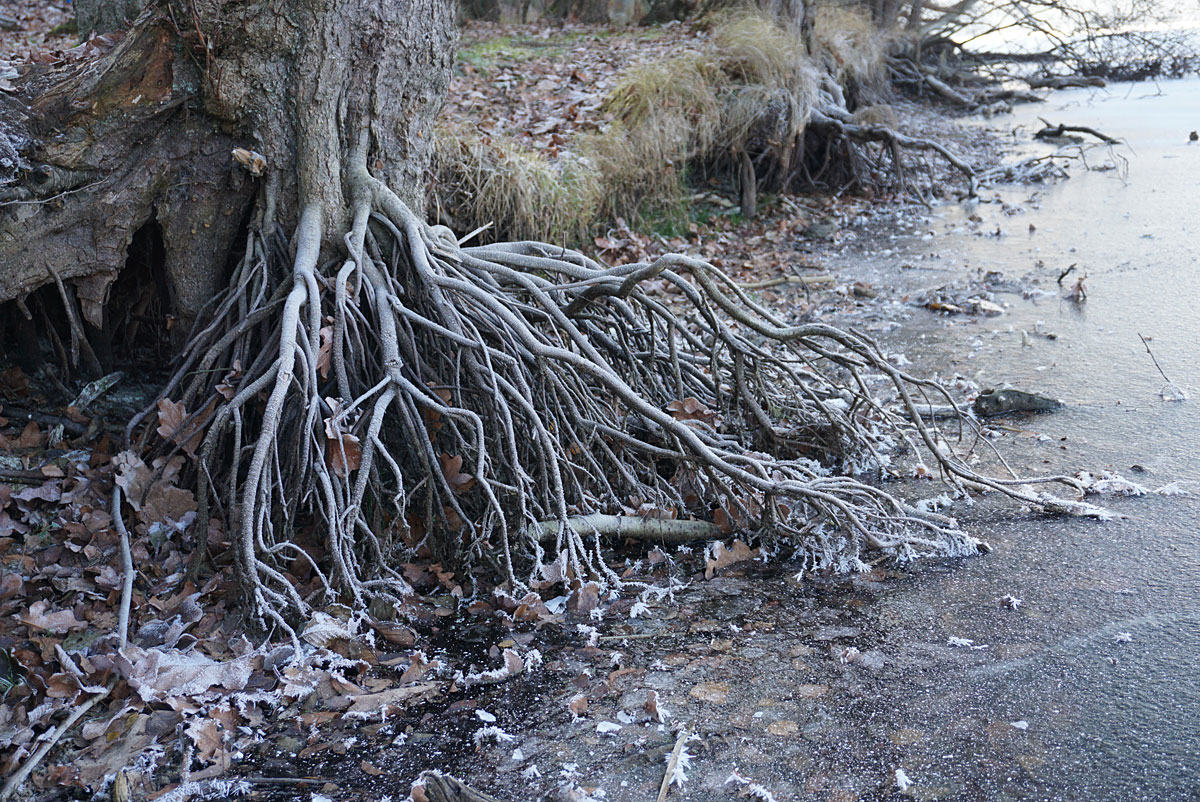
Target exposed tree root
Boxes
[136,144,1084,633]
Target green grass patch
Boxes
[458,36,566,73]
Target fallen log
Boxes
[923,73,974,106]
[1026,75,1106,90]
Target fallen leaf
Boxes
[316,325,334,379]
[155,398,205,457]
[704,539,758,579]
[346,683,442,714]
[16,420,41,448]
[566,582,600,616]
[19,599,86,632]
[644,689,663,722]
[666,397,718,425]
[438,454,476,494]
[323,413,363,478]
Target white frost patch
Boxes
[1000,595,1023,610]
[947,636,987,649]
[1076,471,1148,497]
[475,709,497,723]
[1154,481,1194,496]
[629,601,651,619]
[511,747,525,762]
[596,721,622,735]
[521,764,542,779]
[895,768,913,792]
[456,648,524,687]
[473,726,516,747]
[524,649,544,670]
[724,769,780,802]
[1010,720,1029,730]
[153,781,252,802]
[915,494,954,513]
[1114,632,1134,643]
[576,624,600,647]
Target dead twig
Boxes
[1035,118,1118,144]
[0,684,112,801]
[114,485,134,651]
[657,726,693,802]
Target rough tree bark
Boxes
[0,0,454,332]
[74,0,148,37]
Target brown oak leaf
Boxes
[438,454,476,494]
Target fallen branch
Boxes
[922,73,974,106]
[0,405,89,438]
[736,275,835,290]
[532,514,722,545]
[114,485,134,651]
[1034,119,1118,144]
[0,685,111,802]
[1026,75,1106,90]
[657,726,693,802]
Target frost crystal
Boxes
[473,726,516,747]
[668,745,693,788]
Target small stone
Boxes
[274,735,303,754]
[689,681,731,703]
[767,719,800,736]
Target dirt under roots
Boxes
[120,140,1109,644]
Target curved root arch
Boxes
[137,151,1068,632]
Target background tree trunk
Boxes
[0,0,455,340]
[74,0,147,37]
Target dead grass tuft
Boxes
[432,126,602,243]
[811,5,892,102]
[432,8,890,242]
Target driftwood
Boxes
[922,73,974,107]
[1034,119,1118,144]
[1026,75,1106,90]
[977,87,1044,105]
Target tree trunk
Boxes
[74,0,147,37]
[0,0,455,333]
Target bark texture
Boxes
[75,0,147,36]
[0,0,455,329]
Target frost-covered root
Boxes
[137,150,1081,626]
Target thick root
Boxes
[137,150,1075,628]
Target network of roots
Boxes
[135,153,1071,637]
